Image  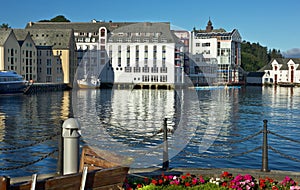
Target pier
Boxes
[23,83,69,94]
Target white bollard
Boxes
[62,118,81,175]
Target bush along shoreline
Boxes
[123,171,300,190]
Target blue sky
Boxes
[1,0,300,57]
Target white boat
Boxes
[76,50,101,89]
[0,71,28,94]
[77,74,101,89]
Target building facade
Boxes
[0,29,38,81]
[0,29,22,73]
[26,21,184,88]
[25,28,77,86]
[107,22,182,88]
[190,20,242,84]
[260,58,300,85]
[13,29,37,81]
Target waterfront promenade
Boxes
[129,167,300,182]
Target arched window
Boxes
[100,29,105,37]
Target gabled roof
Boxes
[25,21,137,33]
[108,22,175,43]
[0,29,13,46]
[259,58,300,71]
[13,29,30,46]
[25,28,74,49]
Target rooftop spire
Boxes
[206,17,213,32]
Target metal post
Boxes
[163,118,169,170]
[57,120,63,175]
[62,118,81,175]
[261,120,269,172]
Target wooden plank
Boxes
[9,146,130,190]
[0,176,10,190]
[82,155,117,169]
[80,166,88,190]
[85,167,129,188]
[30,174,37,190]
[80,146,131,172]
[44,173,81,190]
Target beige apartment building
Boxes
[0,28,77,87]
[0,29,23,75]
[13,29,38,81]
[26,28,77,86]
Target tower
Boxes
[206,18,213,32]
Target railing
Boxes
[1,118,299,175]
[169,119,300,172]
[0,132,60,171]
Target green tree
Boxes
[39,15,70,22]
[241,41,283,72]
[0,23,11,29]
[50,15,70,22]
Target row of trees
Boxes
[241,41,283,72]
[1,15,283,72]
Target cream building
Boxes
[25,28,77,86]
[0,29,38,81]
[0,29,21,73]
[13,29,37,81]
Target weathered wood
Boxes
[9,146,130,190]
[0,176,10,190]
[80,146,126,172]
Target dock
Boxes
[24,83,69,94]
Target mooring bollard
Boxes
[62,118,81,175]
[163,118,169,170]
[261,119,269,172]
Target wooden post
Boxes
[0,176,10,190]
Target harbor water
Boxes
[0,86,300,177]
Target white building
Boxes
[190,19,242,84]
[260,58,300,85]
[26,21,184,88]
[107,22,183,88]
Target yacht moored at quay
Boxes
[0,70,28,94]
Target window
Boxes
[100,29,105,37]
[202,42,210,47]
[196,43,200,47]
[160,75,167,82]
[160,67,167,73]
[142,75,149,82]
[151,75,158,82]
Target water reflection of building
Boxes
[0,114,5,141]
[108,89,176,133]
[263,86,298,110]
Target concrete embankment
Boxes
[24,83,69,94]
